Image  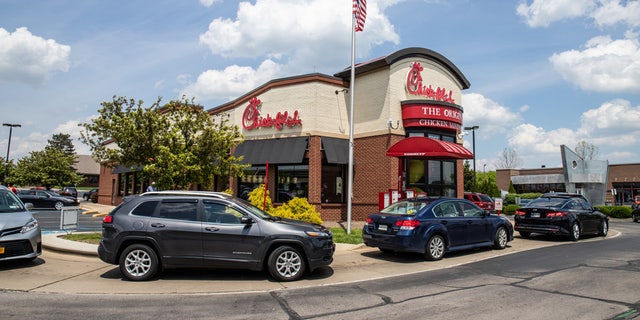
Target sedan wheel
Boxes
[54,201,64,210]
[569,222,580,241]
[119,244,159,281]
[424,235,445,261]
[598,220,608,237]
[494,227,508,249]
[268,246,306,282]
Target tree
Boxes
[12,148,84,189]
[463,160,474,192]
[495,147,522,169]
[80,95,247,190]
[46,133,76,157]
[575,140,599,160]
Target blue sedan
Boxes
[362,197,514,260]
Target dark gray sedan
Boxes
[18,189,79,210]
[514,192,608,241]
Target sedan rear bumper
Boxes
[514,223,569,235]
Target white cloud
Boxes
[549,35,640,92]
[509,123,579,154]
[199,0,221,8]
[516,0,596,27]
[579,99,640,145]
[591,0,640,27]
[517,0,640,28]
[461,93,521,137]
[190,0,400,102]
[180,60,282,102]
[0,27,71,85]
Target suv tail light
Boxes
[102,215,113,223]
[394,219,420,230]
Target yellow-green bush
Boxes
[271,197,323,225]
[247,184,273,212]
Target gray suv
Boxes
[98,191,334,281]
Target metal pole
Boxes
[464,125,479,193]
[472,130,476,192]
[346,8,357,234]
[3,123,21,183]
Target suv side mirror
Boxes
[24,203,34,210]
[241,216,254,224]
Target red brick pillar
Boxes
[308,136,322,205]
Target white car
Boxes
[0,185,42,261]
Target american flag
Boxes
[353,0,367,32]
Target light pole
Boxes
[3,123,21,183]
[464,125,479,192]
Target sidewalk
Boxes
[43,201,367,257]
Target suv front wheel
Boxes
[268,246,306,282]
[119,244,159,281]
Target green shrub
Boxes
[271,197,323,225]
[502,204,519,215]
[596,206,611,215]
[505,193,542,205]
[597,206,631,219]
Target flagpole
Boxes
[347,7,356,234]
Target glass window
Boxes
[434,201,459,217]
[203,201,243,224]
[238,166,266,199]
[131,201,159,217]
[461,202,483,217]
[322,164,345,203]
[276,165,308,203]
[157,200,198,221]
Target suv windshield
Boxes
[0,189,27,212]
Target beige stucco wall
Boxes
[351,57,466,139]
[222,81,350,140]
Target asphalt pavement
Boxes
[33,201,614,295]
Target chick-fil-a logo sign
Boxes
[242,97,302,131]
[406,62,455,104]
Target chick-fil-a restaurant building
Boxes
[100,47,474,221]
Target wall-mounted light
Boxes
[335,88,348,95]
[387,118,400,130]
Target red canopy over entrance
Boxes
[386,136,473,159]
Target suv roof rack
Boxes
[140,190,232,199]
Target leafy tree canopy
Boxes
[46,133,76,157]
[12,147,84,189]
[80,95,247,190]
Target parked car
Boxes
[0,185,42,261]
[59,186,78,199]
[98,190,335,281]
[17,189,79,210]
[514,192,608,241]
[362,197,514,261]
[83,188,98,201]
[464,192,495,211]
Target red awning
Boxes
[386,137,474,159]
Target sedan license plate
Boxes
[531,212,540,218]
[378,224,388,232]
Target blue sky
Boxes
[1,0,638,171]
